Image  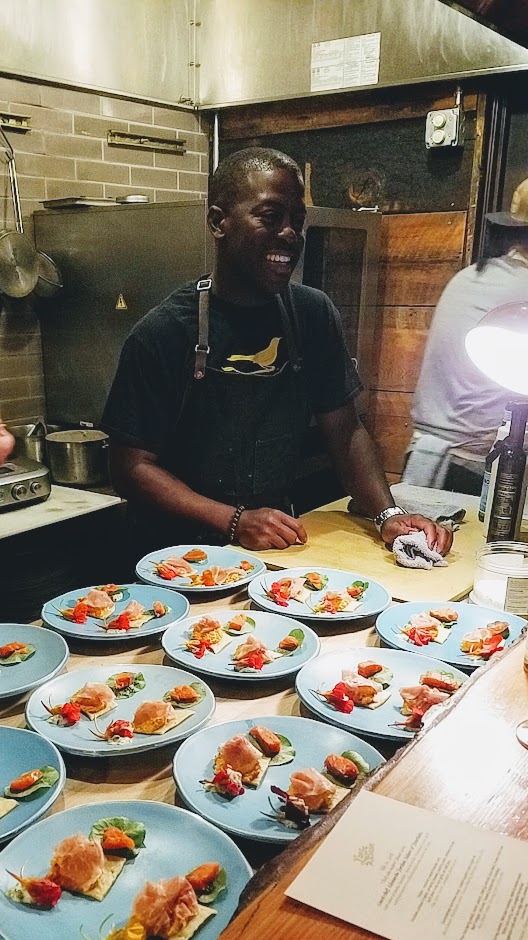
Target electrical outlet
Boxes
[425,107,464,148]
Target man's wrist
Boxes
[373,506,406,533]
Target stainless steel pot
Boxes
[45,429,109,486]
[10,420,47,464]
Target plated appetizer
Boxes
[264,573,368,614]
[202,726,295,798]
[459,621,509,658]
[230,630,305,672]
[153,556,254,588]
[133,700,194,736]
[184,615,234,659]
[6,815,145,906]
[265,750,370,830]
[45,584,177,639]
[396,669,462,731]
[399,608,459,647]
[0,641,35,665]
[312,659,394,714]
[94,861,227,940]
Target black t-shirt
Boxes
[102,279,362,456]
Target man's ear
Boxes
[207,204,227,239]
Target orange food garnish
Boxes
[9,768,43,792]
[201,570,216,587]
[114,672,134,689]
[101,826,135,852]
[152,600,166,617]
[278,635,299,652]
[0,641,27,658]
[240,560,253,571]
[169,685,200,704]
[187,862,220,892]
[183,549,207,562]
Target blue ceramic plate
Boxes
[247,566,391,622]
[41,583,189,642]
[0,800,252,940]
[25,663,215,757]
[162,609,320,681]
[174,715,384,844]
[136,544,266,592]
[375,601,527,670]
[0,624,69,700]
[0,727,66,843]
[296,647,468,741]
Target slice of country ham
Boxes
[82,589,114,612]
[70,682,116,713]
[204,565,243,585]
[133,699,175,734]
[288,767,336,812]
[340,671,383,706]
[399,684,450,716]
[48,833,105,892]
[219,734,262,775]
[122,599,146,620]
[132,875,199,939]
[232,634,274,664]
[164,556,196,576]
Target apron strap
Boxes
[276,287,303,373]
[194,277,212,380]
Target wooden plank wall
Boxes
[218,81,484,480]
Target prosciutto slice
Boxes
[132,875,199,939]
[232,635,273,664]
[122,599,145,620]
[288,768,336,812]
[341,671,383,706]
[164,556,195,576]
[70,682,116,713]
[218,734,262,775]
[48,833,105,892]
[82,589,114,612]
[400,684,450,715]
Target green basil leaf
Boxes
[0,645,36,666]
[107,672,146,698]
[89,816,146,858]
[289,628,305,643]
[194,866,228,904]
[342,750,370,776]
[351,580,369,590]
[373,666,393,688]
[223,615,256,636]
[4,765,60,800]
[270,733,296,766]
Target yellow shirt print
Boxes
[222,336,284,375]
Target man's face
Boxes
[216,166,306,301]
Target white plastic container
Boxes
[473,542,528,617]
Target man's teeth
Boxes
[267,253,290,263]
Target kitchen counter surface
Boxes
[240,488,483,603]
[0,485,122,539]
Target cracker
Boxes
[433,625,451,644]
[78,701,118,721]
[172,903,216,940]
[134,710,193,735]
[210,632,233,655]
[0,797,17,819]
[242,755,270,788]
[327,784,351,811]
[366,688,392,710]
[83,855,126,901]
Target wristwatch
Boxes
[373,506,407,533]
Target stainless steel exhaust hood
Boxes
[199,0,528,109]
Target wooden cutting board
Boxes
[241,492,483,603]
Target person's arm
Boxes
[0,424,14,465]
[109,443,307,551]
[316,400,453,555]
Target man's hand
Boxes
[236,508,308,551]
[0,424,15,466]
[380,513,453,556]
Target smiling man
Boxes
[102,147,451,557]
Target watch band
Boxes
[374,506,407,532]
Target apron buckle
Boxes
[196,278,212,291]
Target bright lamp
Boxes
[465,301,528,395]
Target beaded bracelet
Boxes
[228,504,245,543]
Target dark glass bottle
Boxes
[479,405,512,523]
[487,400,528,542]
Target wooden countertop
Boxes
[241,488,483,603]
[220,638,528,940]
[0,484,122,539]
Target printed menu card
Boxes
[286,791,528,940]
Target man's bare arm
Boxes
[109,443,306,550]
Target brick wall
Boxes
[0,75,209,427]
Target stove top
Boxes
[0,457,51,511]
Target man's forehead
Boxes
[241,166,304,204]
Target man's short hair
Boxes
[208,147,304,210]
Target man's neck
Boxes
[211,266,274,307]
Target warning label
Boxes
[115,293,127,310]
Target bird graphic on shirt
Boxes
[222,336,282,374]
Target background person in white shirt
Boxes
[404,179,528,495]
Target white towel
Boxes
[401,434,452,488]
[392,530,448,570]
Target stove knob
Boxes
[11,483,28,501]
[30,481,42,494]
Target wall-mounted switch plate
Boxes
[425,107,464,148]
